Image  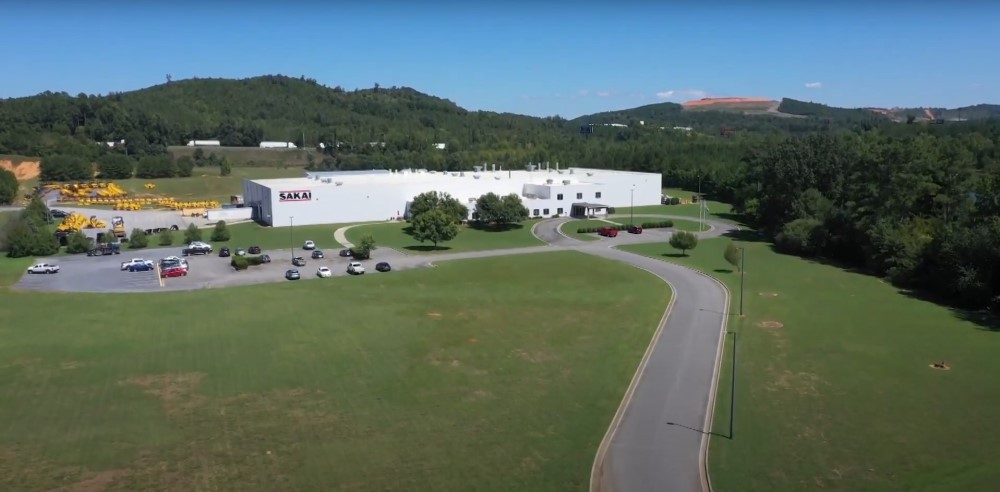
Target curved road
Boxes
[531,217,734,492]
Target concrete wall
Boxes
[206,207,254,222]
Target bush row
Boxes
[576,220,673,234]
[231,254,267,270]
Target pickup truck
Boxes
[27,263,60,274]
[183,242,213,256]
[121,258,154,271]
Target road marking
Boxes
[156,264,164,287]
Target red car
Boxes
[598,227,619,238]
[161,266,187,278]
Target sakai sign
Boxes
[278,190,312,202]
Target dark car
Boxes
[128,262,154,272]
[338,248,353,257]
[311,250,324,259]
[285,269,301,280]
[248,245,261,254]
[627,225,643,234]
[292,256,307,267]
[50,209,68,218]
[260,254,271,263]
[375,262,391,272]
[219,247,231,257]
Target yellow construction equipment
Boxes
[56,213,107,232]
[111,216,126,238]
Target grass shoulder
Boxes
[616,237,1000,491]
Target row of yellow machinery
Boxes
[45,181,220,212]
[55,213,127,237]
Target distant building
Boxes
[433,143,447,150]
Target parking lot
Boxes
[15,242,416,293]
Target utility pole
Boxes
[697,175,704,232]
[630,186,635,227]
[290,216,294,262]
[739,247,745,316]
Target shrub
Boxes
[210,220,230,242]
[640,221,674,229]
[183,223,202,244]
[158,229,174,246]
[65,231,92,254]
[231,255,249,270]
[245,255,264,266]
[128,228,148,249]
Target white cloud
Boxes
[596,91,612,97]
[578,89,589,96]
[805,82,823,89]
[655,89,708,100]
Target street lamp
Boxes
[289,216,294,261]
[739,247,746,316]
[630,186,635,227]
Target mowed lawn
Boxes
[618,237,1000,491]
[612,188,741,226]
[111,166,304,203]
[0,251,669,491]
[143,221,358,254]
[344,220,545,253]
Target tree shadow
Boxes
[714,268,734,274]
[466,222,525,232]
[662,253,687,258]
[404,245,452,252]
[896,288,1000,332]
[713,212,752,227]
[721,228,768,243]
[402,225,415,235]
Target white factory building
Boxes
[242,164,663,227]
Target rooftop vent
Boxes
[586,172,593,176]
[335,182,343,186]
[473,165,483,172]
[546,178,554,184]
[473,174,481,179]
[525,163,537,172]
[562,180,571,185]
[321,178,332,183]
[494,176,501,180]
[460,172,465,177]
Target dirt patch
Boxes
[426,312,442,318]
[756,320,784,329]
[464,389,495,402]
[682,97,774,109]
[512,348,556,364]
[758,292,779,297]
[0,160,41,181]
[929,362,951,371]
[60,361,87,370]
[122,372,205,417]
[48,469,128,492]
[2,357,41,368]
[468,337,478,344]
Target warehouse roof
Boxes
[252,167,651,189]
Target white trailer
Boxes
[185,140,222,147]
[259,141,298,149]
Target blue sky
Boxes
[2,2,996,118]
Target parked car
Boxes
[248,245,261,254]
[303,240,316,250]
[127,262,155,272]
[338,248,353,257]
[184,241,213,255]
[292,256,307,267]
[26,263,60,274]
[49,209,68,218]
[627,225,643,234]
[235,248,246,256]
[347,261,365,275]
[160,266,187,278]
[311,250,324,259]
[88,243,121,256]
[218,247,231,257]
[317,266,332,278]
[121,258,153,271]
[598,227,619,238]
[259,254,271,263]
[285,269,301,280]
[375,262,391,273]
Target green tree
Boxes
[22,197,51,225]
[183,223,202,244]
[128,228,148,249]
[210,220,230,241]
[97,154,134,179]
[1,213,58,257]
[411,208,459,249]
[408,191,468,223]
[158,229,174,246]
[0,168,17,205]
[474,192,529,228]
[192,148,206,167]
[176,156,195,178]
[669,231,699,256]
[353,233,377,259]
[65,230,92,254]
[219,157,232,177]
[724,242,742,271]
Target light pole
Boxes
[697,175,704,232]
[289,216,294,261]
[739,247,746,316]
[630,186,635,227]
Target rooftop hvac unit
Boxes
[546,178,553,184]
[525,163,537,172]
[494,176,501,180]
[473,174,481,179]
[586,172,594,176]
[322,178,332,183]
[562,180,571,185]
[570,169,575,174]
[468,198,476,203]
[557,170,564,174]
[452,172,458,176]
[460,172,465,177]
[473,165,483,172]
[335,182,343,186]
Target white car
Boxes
[317,266,332,278]
[27,263,60,274]
[347,261,365,275]
[303,240,316,250]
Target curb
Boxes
[589,261,679,492]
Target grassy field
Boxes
[612,188,741,226]
[117,221,361,255]
[107,166,304,203]
[0,251,669,491]
[618,236,1000,491]
[344,220,546,253]
[167,146,321,168]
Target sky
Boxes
[1,1,997,119]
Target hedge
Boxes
[576,220,673,234]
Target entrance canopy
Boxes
[571,202,610,218]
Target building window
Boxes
[543,208,550,215]
[533,209,539,216]
[576,193,583,199]
[557,208,563,214]
[595,192,602,199]
[557,193,563,200]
